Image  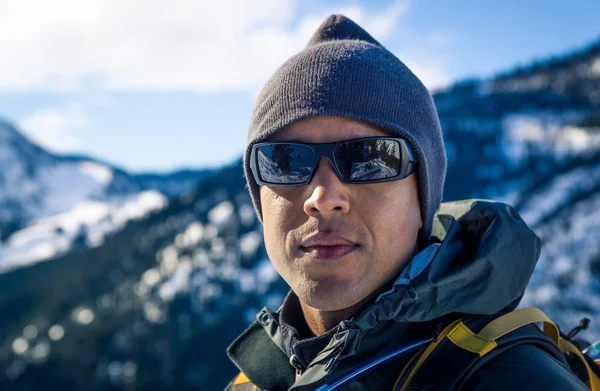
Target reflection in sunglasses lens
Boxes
[335,140,401,181]
[257,144,314,184]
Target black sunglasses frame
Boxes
[249,137,417,186]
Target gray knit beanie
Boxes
[243,14,446,242]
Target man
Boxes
[224,14,589,390]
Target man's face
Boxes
[260,116,422,312]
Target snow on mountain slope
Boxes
[520,188,600,341]
[0,190,167,272]
[0,163,285,389]
[436,39,600,340]
[0,121,136,237]
[0,120,206,270]
[518,162,600,225]
[501,111,600,164]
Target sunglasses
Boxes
[249,137,417,186]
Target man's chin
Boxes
[294,281,372,313]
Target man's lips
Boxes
[300,245,358,259]
[299,233,359,260]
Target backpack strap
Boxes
[229,372,258,391]
[393,318,465,390]
[478,308,600,391]
[394,308,600,391]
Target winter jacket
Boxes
[224,200,589,390]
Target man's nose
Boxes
[303,159,350,217]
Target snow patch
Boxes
[175,222,204,250]
[0,191,168,272]
[208,201,235,227]
[256,259,278,285]
[501,111,596,165]
[78,161,113,184]
[113,191,167,224]
[591,57,600,77]
[238,204,256,227]
[38,162,109,218]
[240,231,262,258]
[557,126,600,153]
[519,165,600,226]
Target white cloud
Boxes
[386,29,455,91]
[18,104,88,152]
[402,58,453,91]
[0,0,421,93]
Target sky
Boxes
[0,0,599,173]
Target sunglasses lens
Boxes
[256,144,314,184]
[334,139,401,181]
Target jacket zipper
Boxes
[289,354,305,381]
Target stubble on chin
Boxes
[289,270,367,312]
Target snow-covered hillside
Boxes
[0,191,167,272]
[0,120,207,271]
[437,39,600,340]
[0,123,134,232]
[0,161,284,390]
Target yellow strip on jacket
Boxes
[234,372,251,385]
[447,322,497,357]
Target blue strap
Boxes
[314,337,434,391]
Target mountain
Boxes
[0,121,210,271]
[0,160,284,390]
[1,38,599,390]
[436,39,600,335]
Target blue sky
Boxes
[0,0,598,172]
